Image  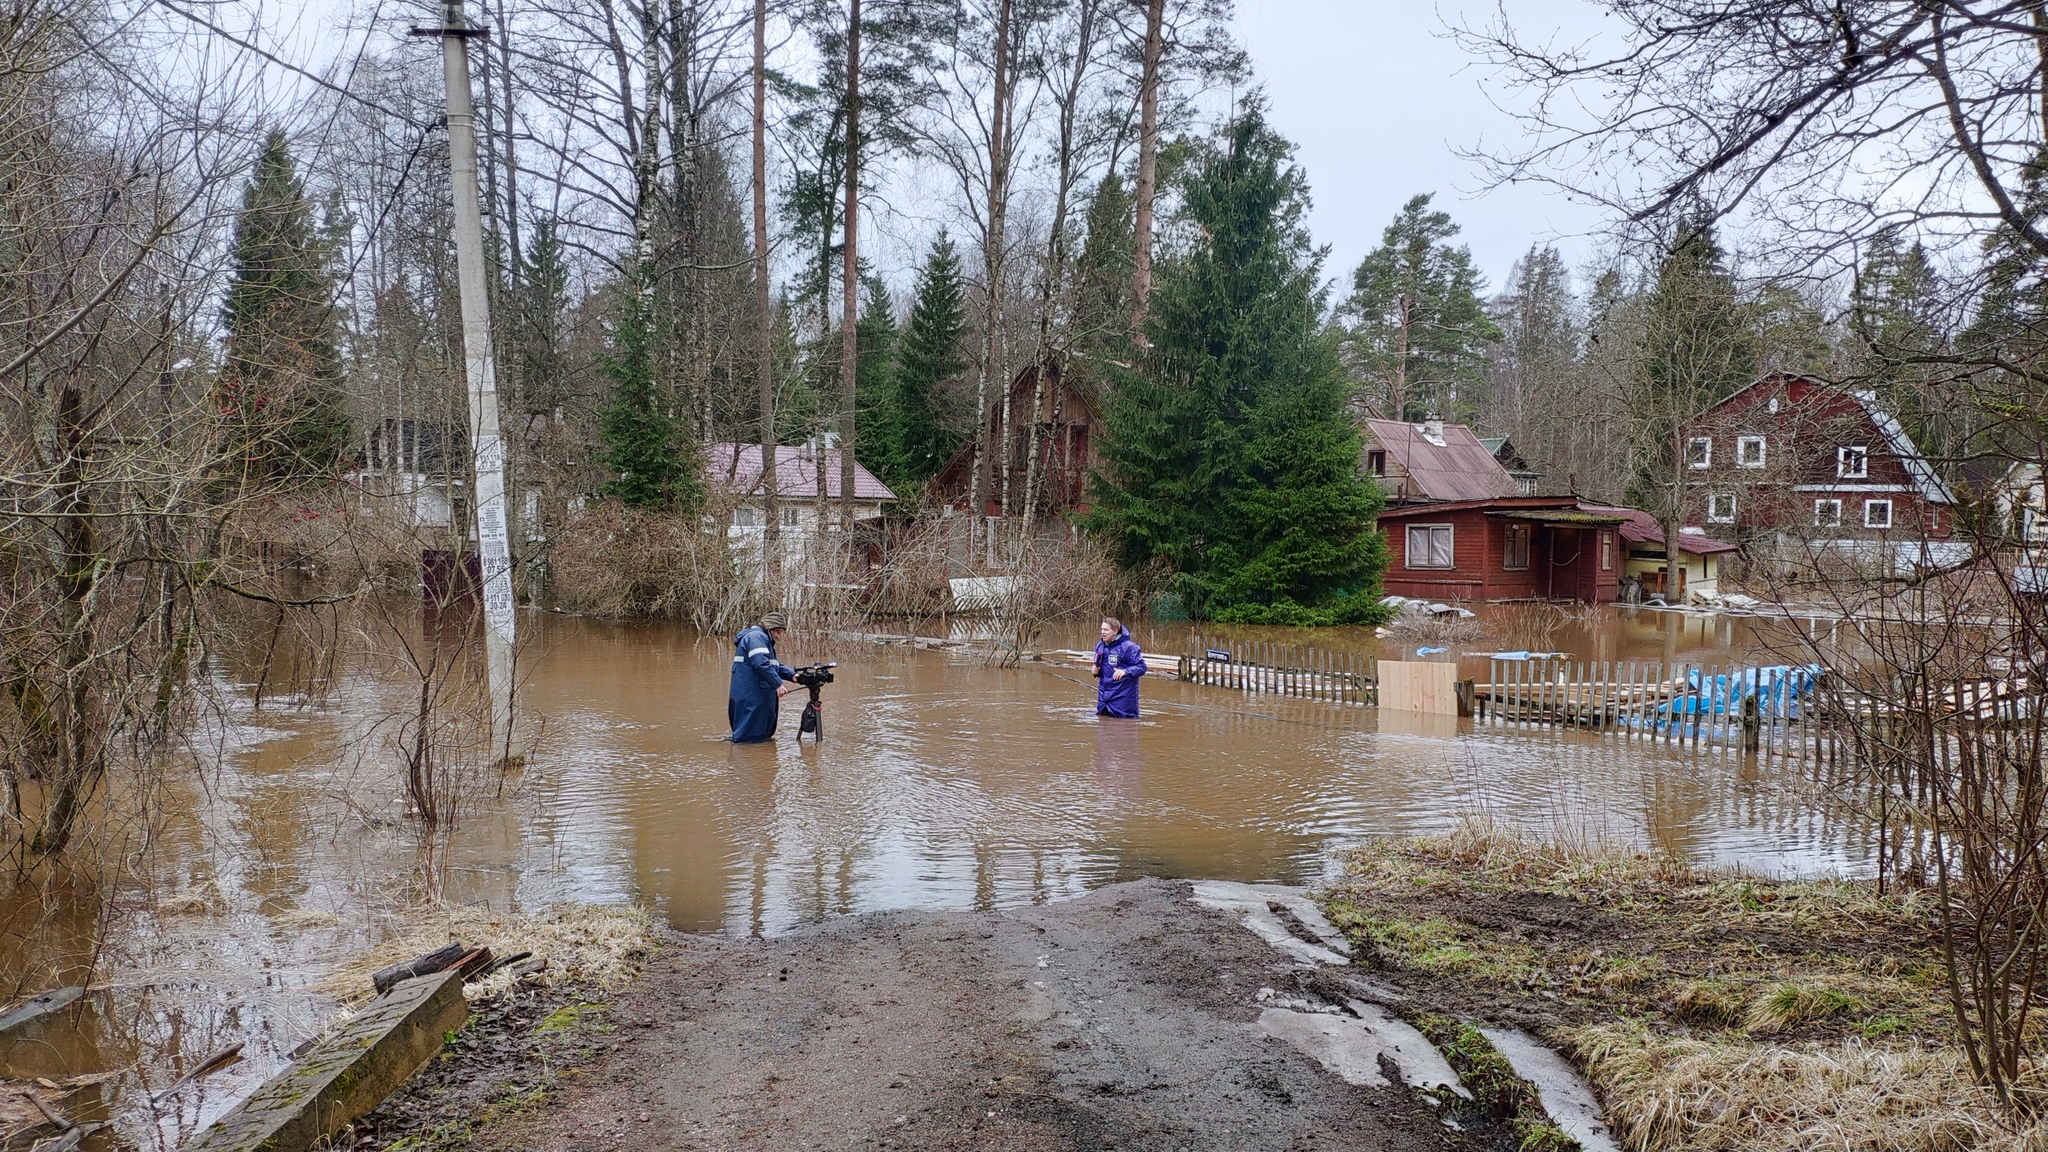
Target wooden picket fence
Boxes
[1177,636,1377,705]
[1480,656,1839,758]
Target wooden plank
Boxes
[186,970,467,1152]
[1379,661,1460,716]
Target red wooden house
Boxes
[1378,496,1627,603]
[1680,374,1956,550]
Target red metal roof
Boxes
[704,442,898,502]
[1365,419,1520,502]
[1576,504,1738,555]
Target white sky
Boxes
[1232,0,1609,293]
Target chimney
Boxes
[1420,418,1445,446]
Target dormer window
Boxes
[1736,436,1766,468]
[1838,446,1869,479]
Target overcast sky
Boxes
[1232,0,1609,295]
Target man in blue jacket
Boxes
[1093,616,1147,718]
[729,611,796,742]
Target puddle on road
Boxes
[0,604,1861,1145]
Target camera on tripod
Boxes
[789,662,837,740]
[790,662,836,690]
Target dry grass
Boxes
[315,902,655,1004]
[1573,1023,2006,1152]
[1316,819,2004,1151]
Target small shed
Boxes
[1578,505,1739,601]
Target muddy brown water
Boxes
[3,603,1864,1147]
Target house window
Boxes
[1707,492,1736,524]
[1838,445,1869,478]
[1864,498,1893,529]
[1405,524,1455,569]
[733,506,761,527]
[1367,449,1386,477]
[783,506,801,527]
[1600,532,1613,571]
[1814,499,1842,528]
[1736,436,1766,468]
[1503,523,1531,570]
[1687,437,1712,469]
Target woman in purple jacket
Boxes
[1093,617,1147,718]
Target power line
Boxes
[152,0,430,128]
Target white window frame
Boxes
[1405,523,1456,569]
[733,506,761,528]
[1736,435,1767,468]
[1838,445,1869,479]
[782,506,801,527]
[1502,522,1531,570]
[1707,492,1736,524]
[1864,498,1893,529]
[1600,532,1614,571]
[1687,437,1712,470]
[1813,498,1842,528]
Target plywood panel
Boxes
[1379,660,1459,716]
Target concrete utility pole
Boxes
[416,0,519,764]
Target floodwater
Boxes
[3,602,1866,1147]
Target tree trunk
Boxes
[840,0,861,536]
[968,0,1016,563]
[1130,0,1164,341]
[754,0,778,582]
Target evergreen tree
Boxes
[1090,109,1389,626]
[218,129,350,480]
[517,216,571,418]
[872,235,967,486]
[599,295,702,510]
[1071,174,1136,360]
[1626,222,1756,541]
[1342,194,1499,423]
[1489,245,1577,438]
[853,274,899,481]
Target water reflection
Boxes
[0,603,1883,1147]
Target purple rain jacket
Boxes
[1093,627,1147,718]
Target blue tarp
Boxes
[1660,664,1823,719]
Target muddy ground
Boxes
[355,880,1510,1152]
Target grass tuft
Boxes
[1670,979,1748,1027]
[1745,982,1859,1033]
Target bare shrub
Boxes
[548,498,766,631]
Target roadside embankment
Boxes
[1315,822,2028,1151]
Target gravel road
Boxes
[470,879,1491,1152]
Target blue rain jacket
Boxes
[1094,627,1147,718]
[729,624,795,742]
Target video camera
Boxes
[790,662,836,690]
[789,662,837,740]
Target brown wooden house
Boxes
[1378,496,1627,603]
[934,364,1098,517]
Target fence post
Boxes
[1742,691,1760,755]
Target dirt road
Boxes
[467,880,1492,1152]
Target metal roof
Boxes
[1576,504,1739,555]
[1365,419,1520,502]
[704,442,898,502]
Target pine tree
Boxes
[1489,245,1577,439]
[1342,194,1499,423]
[873,235,967,486]
[1090,109,1389,626]
[218,129,350,480]
[599,296,702,510]
[517,216,571,418]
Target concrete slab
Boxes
[186,970,467,1152]
[1189,881,1351,966]
[1480,1025,1621,1152]
[1258,1005,1469,1098]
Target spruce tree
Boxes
[874,235,967,486]
[1071,174,1136,359]
[218,129,350,480]
[599,295,702,510]
[853,274,899,483]
[1091,109,1389,626]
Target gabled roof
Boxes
[1365,419,1520,502]
[1705,373,1954,505]
[1852,390,1955,505]
[704,442,897,502]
